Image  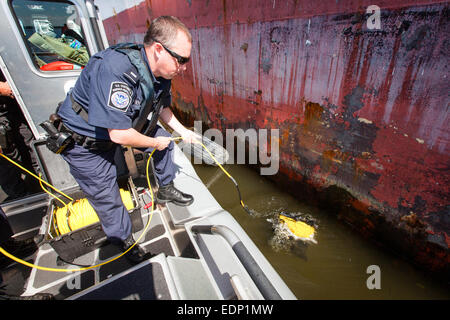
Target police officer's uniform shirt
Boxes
[58,47,171,140]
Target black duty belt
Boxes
[59,122,115,152]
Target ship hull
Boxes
[96,0,449,278]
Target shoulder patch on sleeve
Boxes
[107,82,133,112]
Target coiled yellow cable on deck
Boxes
[0,149,156,272]
[52,190,134,236]
[120,188,135,211]
[36,170,134,236]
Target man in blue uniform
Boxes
[56,16,196,263]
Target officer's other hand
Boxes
[154,136,171,151]
[0,81,14,98]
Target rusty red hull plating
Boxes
[99,0,449,277]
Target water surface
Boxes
[193,163,450,299]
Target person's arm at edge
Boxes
[108,127,171,151]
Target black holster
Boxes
[40,116,74,154]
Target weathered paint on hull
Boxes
[97,0,449,278]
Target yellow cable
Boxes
[120,188,135,210]
[191,137,316,236]
[38,173,68,208]
[0,149,156,272]
[37,173,69,237]
[199,140,233,180]
[52,190,133,235]
[196,139,250,213]
[0,134,292,272]
[0,153,73,201]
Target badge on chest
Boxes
[108,82,133,112]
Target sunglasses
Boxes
[154,40,190,65]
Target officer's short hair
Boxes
[144,16,191,49]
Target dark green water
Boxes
[193,163,450,300]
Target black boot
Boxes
[156,182,194,206]
[122,235,152,264]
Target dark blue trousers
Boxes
[61,126,175,242]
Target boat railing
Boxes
[191,224,282,300]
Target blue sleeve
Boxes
[87,59,136,130]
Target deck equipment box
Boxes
[32,140,143,262]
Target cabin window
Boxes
[10,0,90,71]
